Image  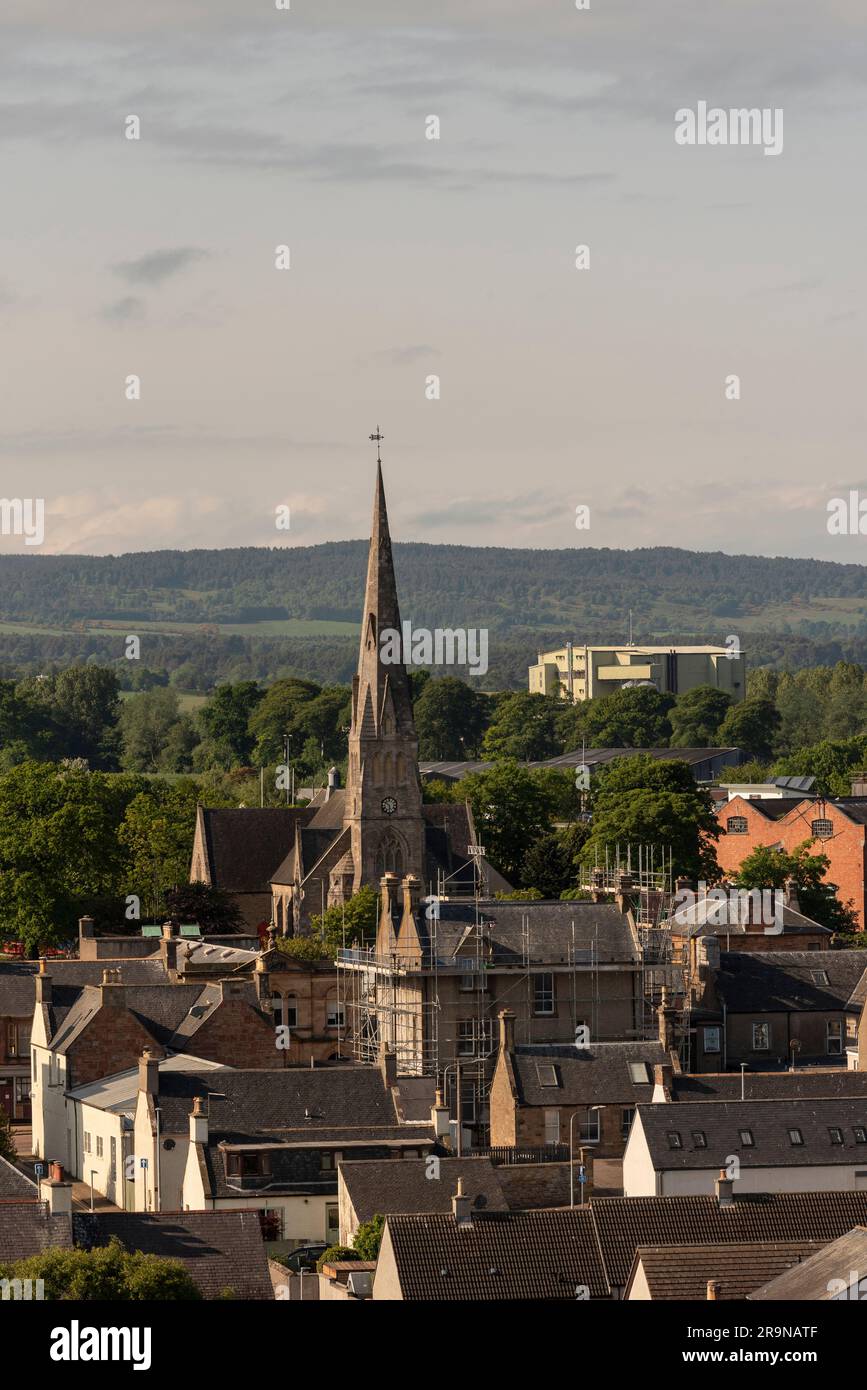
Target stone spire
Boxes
[354,461,415,734]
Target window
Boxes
[534,973,554,1016]
[286,995,298,1028]
[96,1136,104,1159]
[14,1078,29,1103]
[271,994,283,1027]
[261,1208,284,1241]
[320,1151,342,1171]
[827,1021,843,1056]
[788,1128,804,1146]
[459,971,476,993]
[692,1130,707,1149]
[544,1109,560,1145]
[829,1127,844,1145]
[326,1001,345,1029]
[703,1027,721,1055]
[326,1204,339,1241]
[84,1132,91,1154]
[628,1062,651,1084]
[739,1129,754,1147]
[752,1022,770,1051]
[226,1151,272,1177]
[854,1127,867,1144]
[535,1063,559,1088]
[726,816,748,834]
[621,1107,636,1140]
[579,1110,601,1143]
[812,970,830,986]
[811,819,833,839]
[457,1020,492,1058]
[6,1024,17,1056]
[667,1131,682,1149]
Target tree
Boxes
[164,882,245,933]
[519,821,591,897]
[717,698,780,762]
[669,686,732,747]
[733,839,859,933]
[0,1104,15,1163]
[460,762,560,883]
[248,678,321,764]
[294,884,379,958]
[118,781,212,923]
[414,677,488,760]
[571,686,675,750]
[199,681,263,766]
[773,739,865,798]
[481,693,564,762]
[119,688,197,772]
[581,754,720,883]
[17,667,122,768]
[316,1245,360,1273]
[352,1213,385,1261]
[0,1237,201,1300]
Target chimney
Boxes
[651,1062,673,1102]
[41,1168,73,1217]
[452,1177,472,1228]
[161,921,176,939]
[498,1009,516,1055]
[35,961,52,1005]
[138,1048,162,1096]
[160,932,178,975]
[430,1087,451,1140]
[380,872,400,920]
[190,1095,208,1146]
[78,915,95,940]
[326,766,340,801]
[657,989,676,1050]
[706,1279,721,1301]
[254,956,270,1002]
[402,874,422,917]
[380,1045,398,1090]
[715,1169,734,1208]
[615,872,634,914]
[783,877,800,912]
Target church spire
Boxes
[355,441,414,732]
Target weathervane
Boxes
[369,426,384,465]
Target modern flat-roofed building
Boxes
[529,643,745,704]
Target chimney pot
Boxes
[706,1279,721,1301]
[190,1095,209,1145]
[715,1169,735,1208]
[380,1045,397,1089]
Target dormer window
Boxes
[226,1151,272,1177]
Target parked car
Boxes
[282,1244,328,1273]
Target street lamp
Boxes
[569,1106,602,1208]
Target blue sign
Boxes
[34,1163,44,1178]
[140,1157,148,1169]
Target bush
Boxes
[315,1244,361,1273]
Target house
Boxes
[672,1068,867,1103]
[623,1098,867,1197]
[177,1055,437,1255]
[624,1241,823,1300]
[749,1226,867,1300]
[666,880,833,955]
[372,1193,609,1301]
[338,881,646,1142]
[689,950,866,1072]
[715,791,867,928]
[31,965,279,1169]
[590,1188,867,1296]
[528,643,745,704]
[337,1155,509,1245]
[488,1008,672,1192]
[0,963,35,1121]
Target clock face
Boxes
[381,796,398,816]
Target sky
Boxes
[0,0,865,561]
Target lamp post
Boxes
[569,1106,602,1207]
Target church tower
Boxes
[343,449,426,895]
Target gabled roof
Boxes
[198,806,312,892]
[627,1241,823,1300]
[340,1156,508,1226]
[0,1155,39,1200]
[0,1201,73,1262]
[673,1070,867,1103]
[72,1210,273,1300]
[382,1208,608,1301]
[426,899,638,967]
[591,1191,867,1289]
[509,1042,666,1106]
[636,1097,867,1170]
[714,951,867,1014]
[749,1226,867,1300]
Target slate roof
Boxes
[420,748,742,782]
[494,1162,574,1211]
[48,982,209,1053]
[714,951,867,1014]
[429,900,638,966]
[628,1241,823,1300]
[0,962,42,1016]
[199,807,312,892]
[749,1226,867,1300]
[673,1071,867,1103]
[591,1191,867,1289]
[340,1157,508,1226]
[0,957,169,1022]
[0,1201,73,1262]
[382,1208,608,1301]
[72,1210,273,1300]
[637,1098,867,1170]
[0,1155,38,1200]
[509,1042,666,1106]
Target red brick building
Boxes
[715,795,867,929]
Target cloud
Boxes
[100,296,145,322]
[112,247,208,286]
[367,345,440,367]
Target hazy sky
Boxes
[1,0,865,560]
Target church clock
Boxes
[381,796,398,816]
